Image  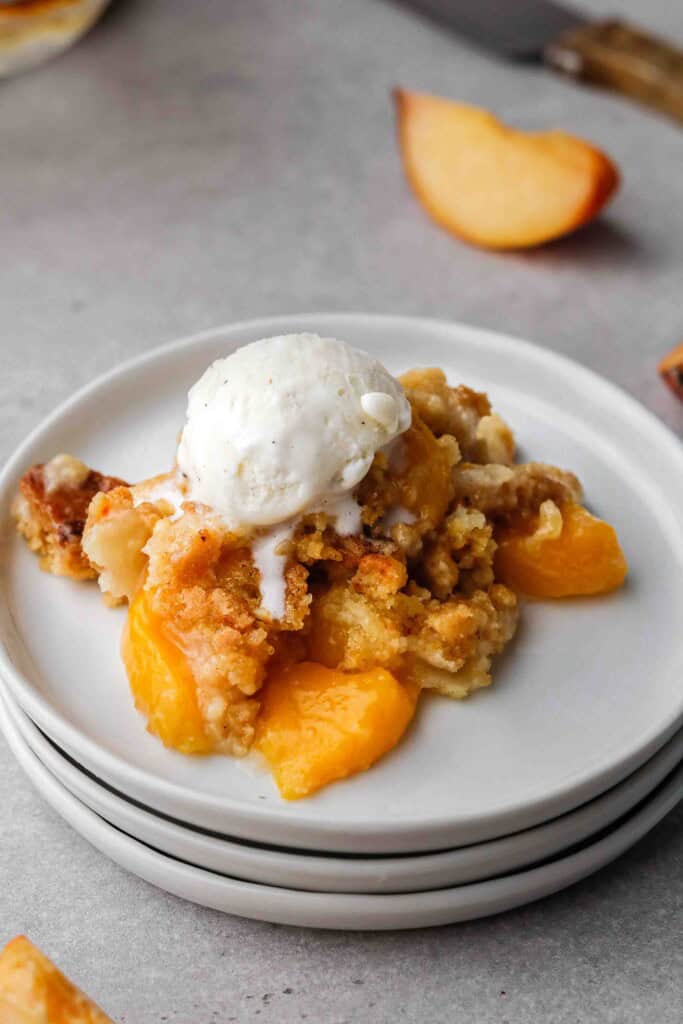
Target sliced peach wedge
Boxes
[494,502,627,599]
[0,935,114,1024]
[122,590,419,798]
[256,662,419,800]
[122,588,215,755]
[394,89,619,250]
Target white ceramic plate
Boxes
[5,689,682,894]
[1,314,683,853]
[1,693,681,930]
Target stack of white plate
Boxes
[1,314,682,930]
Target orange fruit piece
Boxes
[122,588,213,754]
[658,341,683,400]
[394,89,619,250]
[393,413,454,528]
[256,662,418,799]
[0,935,114,1023]
[495,502,627,598]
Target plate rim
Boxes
[5,686,683,893]
[1,689,681,930]
[2,312,683,851]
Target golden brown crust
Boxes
[412,584,519,698]
[476,412,516,465]
[142,511,315,755]
[400,368,492,461]
[82,486,160,604]
[418,505,496,600]
[15,366,587,755]
[453,462,583,522]
[12,455,126,580]
[308,551,518,697]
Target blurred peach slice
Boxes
[394,89,619,250]
[0,935,114,1023]
[658,342,683,400]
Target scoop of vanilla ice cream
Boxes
[176,333,411,527]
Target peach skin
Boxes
[394,89,619,250]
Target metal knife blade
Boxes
[394,0,584,60]
[394,0,683,123]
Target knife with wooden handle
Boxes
[395,0,683,124]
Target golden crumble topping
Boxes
[453,461,582,522]
[12,454,125,580]
[16,365,587,757]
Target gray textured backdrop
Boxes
[1,1,682,1021]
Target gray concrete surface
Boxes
[1,0,682,1021]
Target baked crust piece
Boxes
[138,509,391,755]
[453,461,582,522]
[308,550,518,699]
[12,454,126,580]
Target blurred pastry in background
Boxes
[0,0,110,78]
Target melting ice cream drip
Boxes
[132,474,187,520]
[251,495,364,620]
[168,334,413,619]
[251,521,294,621]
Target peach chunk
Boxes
[495,502,627,598]
[658,342,683,401]
[394,89,619,250]
[0,935,113,1023]
[122,589,213,754]
[255,662,418,799]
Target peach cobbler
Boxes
[13,334,627,799]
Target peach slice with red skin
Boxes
[394,89,619,250]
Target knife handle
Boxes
[544,19,683,125]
